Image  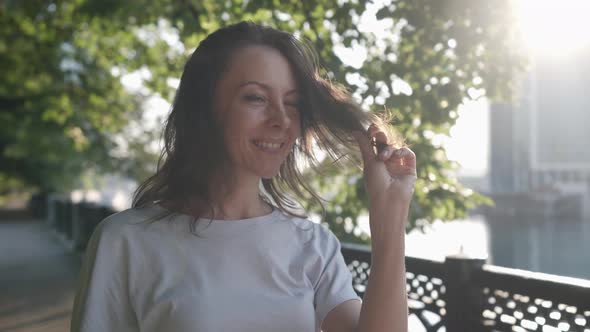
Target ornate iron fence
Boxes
[341,243,590,332]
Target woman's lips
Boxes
[252,140,285,153]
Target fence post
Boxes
[64,199,73,240]
[71,202,84,251]
[74,202,99,251]
[444,253,487,332]
[46,194,57,227]
[29,191,48,219]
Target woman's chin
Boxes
[259,168,281,179]
[260,172,279,179]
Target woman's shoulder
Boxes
[91,205,163,239]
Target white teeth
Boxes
[254,141,282,150]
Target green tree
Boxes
[1,0,524,240]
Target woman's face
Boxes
[213,45,302,179]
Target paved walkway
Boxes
[0,219,81,332]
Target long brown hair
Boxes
[133,21,395,228]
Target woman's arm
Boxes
[356,207,409,332]
[71,219,139,332]
[321,208,408,332]
[323,125,415,332]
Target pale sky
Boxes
[514,0,590,57]
[443,101,489,177]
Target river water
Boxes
[397,214,590,280]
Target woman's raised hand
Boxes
[352,124,417,228]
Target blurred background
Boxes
[1,0,589,331]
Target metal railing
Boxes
[341,243,590,332]
[43,195,590,332]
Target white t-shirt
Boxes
[71,204,361,332]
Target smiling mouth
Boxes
[252,140,285,152]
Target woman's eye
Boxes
[285,101,301,110]
[244,94,266,102]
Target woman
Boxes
[71,21,416,332]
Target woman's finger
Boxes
[368,124,389,156]
[368,124,388,144]
[393,147,417,168]
[379,145,396,160]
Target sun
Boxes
[513,0,590,57]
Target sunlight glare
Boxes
[514,0,590,57]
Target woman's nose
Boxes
[267,102,291,128]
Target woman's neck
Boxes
[204,173,272,220]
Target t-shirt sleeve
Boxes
[313,225,362,327]
[70,219,139,332]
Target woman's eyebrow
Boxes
[239,81,298,95]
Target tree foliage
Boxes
[1,0,525,241]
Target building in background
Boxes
[489,47,590,219]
